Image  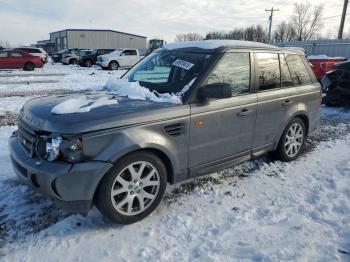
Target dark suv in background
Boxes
[51,48,82,63]
[78,49,115,67]
[9,40,321,224]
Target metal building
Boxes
[276,39,350,58]
[49,29,147,51]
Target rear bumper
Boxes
[9,134,113,214]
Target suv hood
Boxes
[20,93,189,134]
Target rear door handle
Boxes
[282,100,293,106]
[237,108,253,117]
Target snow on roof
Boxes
[308,55,346,60]
[164,40,278,50]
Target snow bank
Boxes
[164,40,276,50]
[308,55,346,60]
[105,79,182,104]
[51,96,118,114]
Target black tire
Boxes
[273,117,306,162]
[84,59,93,67]
[70,58,77,65]
[109,61,119,70]
[95,151,167,224]
[23,62,34,71]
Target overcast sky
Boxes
[0,0,346,46]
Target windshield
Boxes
[123,50,212,94]
[78,50,91,56]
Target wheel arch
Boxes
[273,112,310,150]
[109,60,119,66]
[92,147,175,204]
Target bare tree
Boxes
[174,33,204,42]
[205,25,267,43]
[290,1,324,41]
[273,22,297,43]
[0,40,11,48]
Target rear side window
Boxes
[0,52,8,58]
[10,52,23,57]
[285,54,312,85]
[256,53,280,90]
[123,50,137,56]
[279,55,293,88]
[207,52,250,96]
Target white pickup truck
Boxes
[96,48,145,70]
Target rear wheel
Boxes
[23,62,34,71]
[84,59,93,67]
[273,117,306,162]
[109,61,119,70]
[95,151,167,224]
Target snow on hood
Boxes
[105,79,183,104]
[164,40,277,50]
[51,96,118,114]
[51,77,195,114]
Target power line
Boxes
[265,7,279,43]
[321,12,350,20]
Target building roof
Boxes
[164,40,279,50]
[50,29,146,39]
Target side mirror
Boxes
[198,83,231,100]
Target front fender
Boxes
[82,123,189,176]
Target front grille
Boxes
[17,119,37,157]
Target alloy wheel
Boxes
[110,161,160,216]
[110,62,118,70]
[284,123,304,158]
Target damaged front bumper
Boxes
[9,134,113,215]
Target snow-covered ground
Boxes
[0,64,349,261]
[0,63,125,95]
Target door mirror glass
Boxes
[198,83,232,100]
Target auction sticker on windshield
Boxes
[173,59,194,70]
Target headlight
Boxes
[61,138,84,163]
[44,136,83,162]
[46,136,62,161]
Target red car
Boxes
[0,50,43,71]
[308,55,346,80]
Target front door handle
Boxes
[237,108,253,117]
[282,100,293,106]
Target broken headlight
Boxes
[44,136,83,162]
[46,136,62,161]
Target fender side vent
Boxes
[163,123,185,137]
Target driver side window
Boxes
[207,52,250,97]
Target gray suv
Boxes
[9,40,321,224]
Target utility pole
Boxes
[265,7,279,43]
[338,0,348,39]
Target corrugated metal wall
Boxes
[276,39,350,58]
[67,30,146,50]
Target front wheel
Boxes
[109,61,119,70]
[23,62,34,71]
[70,58,77,65]
[95,151,167,224]
[273,117,306,162]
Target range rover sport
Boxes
[9,40,321,224]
